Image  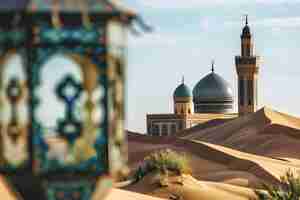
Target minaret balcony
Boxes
[235,56,260,65]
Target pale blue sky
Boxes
[124,0,300,133]
[4,1,300,133]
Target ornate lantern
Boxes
[0,0,137,199]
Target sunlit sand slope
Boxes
[181,107,300,159]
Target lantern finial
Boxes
[51,0,62,28]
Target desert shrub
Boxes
[133,149,191,183]
[143,149,191,175]
[255,171,300,200]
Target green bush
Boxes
[144,149,191,175]
[255,171,300,200]
[133,149,191,182]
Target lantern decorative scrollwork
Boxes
[0,53,29,170]
[56,74,83,144]
[6,77,24,142]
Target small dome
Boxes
[173,83,192,98]
[193,72,233,113]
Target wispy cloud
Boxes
[129,32,201,47]
[256,0,300,5]
[256,17,300,29]
[137,0,300,9]
[139,0,231,9]
[200,18,210,31]
[225,16,300,30]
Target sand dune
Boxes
[103,188,166,200]
[128,132,300,188]
[126,107,300,199]
[125,173,257,200]
[180,107,300,159]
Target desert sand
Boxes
[181,107,300,159]
[104,188,166,200]
[125,173,257,200]
[126,107,300,200]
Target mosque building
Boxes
[146,17,260,136]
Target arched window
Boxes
[152,124,159,136]
[247,44,251,56]
[161,124,168,136]
[239,78,245,106]
[247,80,253,105]
[171,124,177,134]
[178,122,183,130]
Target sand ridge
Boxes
[180,107,300,159]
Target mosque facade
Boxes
[147,17,260,136]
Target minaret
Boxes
[235,15,260,116]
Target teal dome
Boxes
[173,83,192,98]
[193,72,233,101]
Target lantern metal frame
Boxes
[0,2,137,199]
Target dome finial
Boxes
[182,75,185,84]
[211,60,215,73]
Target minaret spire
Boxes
[245,14,248,25]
